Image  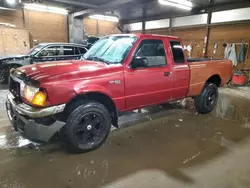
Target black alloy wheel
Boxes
[204,88,217,110]
[63,101,111,153]
[194,83,219,114]
[74,113,105,145]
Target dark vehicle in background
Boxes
[0,43,88,83]
[86,36,100,49]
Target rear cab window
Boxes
[170,41,185,64]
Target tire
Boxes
[63,101,111,153]
[194,83,218,114]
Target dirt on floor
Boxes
[1,87,250,188]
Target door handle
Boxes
[164,72,172,76]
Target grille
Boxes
[9,76,22,103]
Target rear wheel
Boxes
[194,83,218,114]
[63,101,111,153]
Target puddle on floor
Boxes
[0,90,250,188]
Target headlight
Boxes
[32,92,47,106]
[22,85,47,107]
[24,85,39,102]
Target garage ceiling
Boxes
[2,0,250,21]
[51,0,249,21]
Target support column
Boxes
[117,21,125,33]
[68,14,86,44]
[142,7,146,34]
[169,17,172,35]
[96,19,99,36]
[204,11,212,57]
[22,8,26,28]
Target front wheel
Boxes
[194,83,218,114]
[63,101,111,153]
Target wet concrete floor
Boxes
[1,87,250,188]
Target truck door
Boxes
[169,40,190,99]
[124,38,174,109]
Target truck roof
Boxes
[135,33,180,40]
[109,33,181,40]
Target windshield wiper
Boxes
[85,56,110,65]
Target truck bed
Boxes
[187,58,222,62]
[187,59,232,97]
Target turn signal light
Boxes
[31,92,46,107]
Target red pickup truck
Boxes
[6,34,232,153]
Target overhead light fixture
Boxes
[24,4,68,15]
[158,0,193,10]
[89,14,119,22]
[0,22,16,27]
[6,0,16,5]
[0,6,16,11]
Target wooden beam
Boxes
[169,17,172,35]
[205,10,212,56]
[74,0,155,18]
[22,8,26,28]
[51,0,97,8]
[142,7,146,34]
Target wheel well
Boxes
[10,63,22,67]
[64,92,118,127]
[1,63,22,70]
[206,75,221,87]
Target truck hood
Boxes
[18,60,120,83]
[0,54,29,60]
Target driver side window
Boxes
[38,46,60,57]
[135,39,167,67]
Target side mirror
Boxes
[130,56,148,69]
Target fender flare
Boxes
[74,85,113,99]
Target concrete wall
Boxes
[68,15,85,44]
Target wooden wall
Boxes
[83,18,121,36]
[0,9,68,45]
[172,27,206,58]
[0,9,24,28]
[145,28,169,35]
[134,26,206,58]
[133,23,250,68]
[208,23,250,68]
[23,10,68,43]
[0,27,30,56]
[83,18,98,36]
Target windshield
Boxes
[83,35,137,64]
[27,44,46,55]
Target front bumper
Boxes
[6,92,66,142]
